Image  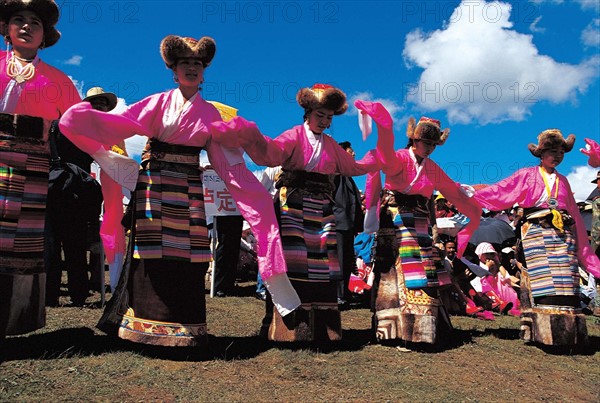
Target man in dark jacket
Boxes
[333,141,364,307]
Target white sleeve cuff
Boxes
[91,147,139,191]
[263,273,301,316]
[363,206,379,233]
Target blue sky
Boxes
[43,0,599,199]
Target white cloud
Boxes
[348,91,404,124]
[566,164,598,201]
[68,76,84,99]
[530,0,599,12]
[111,98,128,114]
[574,0,600,12]
[403,0,598,125]
[529,0,562,3]
[582,18,600,47]
[63,55,83,66]
[529,16,545,33]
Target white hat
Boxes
[475,242,497,259]
[242,221,251,231]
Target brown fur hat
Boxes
[528,129,575,157]
[406,116,449,146]
[296,84,348,115]
[0,0,60,48]
[160,35,216,68]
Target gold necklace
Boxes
[6,54,36,83]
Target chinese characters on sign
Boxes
[202,169,240,216]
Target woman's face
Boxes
[307,108,334,134]
[174,57,204,88]
[7,10,44,54]
[540,148,565,170]
[413,139,437,159]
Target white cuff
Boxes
[263,273,301,316]
[91,147,139,191]
[363,206,379,233]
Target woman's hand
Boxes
[580,138,600,168]
[354,100,393,130]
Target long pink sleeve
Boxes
[205,139,286,280]
[211,118,380,175]
[353,100,398,174]
[475,167,600,277]
[432,163,481,257]
[61,92,301,314]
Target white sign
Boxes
[202,169,240,216]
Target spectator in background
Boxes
[333,141,364,308]
[213,214,244,297]
[475,242,514,315]
[238,221,259,293]
[45,87,116,306]
[440,240,489,319]
[0,0,81,338]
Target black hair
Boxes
[338,141,352,150]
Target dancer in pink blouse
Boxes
[0,0,81,338]
[59,35,300,347]
[211,84,386,342]
[476,129,600,347]
[366,113,482,346]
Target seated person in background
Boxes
[475,243,516,315]
[500,246,523,281]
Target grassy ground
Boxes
[1,281,599,402]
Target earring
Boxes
[173,75,179,83]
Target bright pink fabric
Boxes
[474,166,600,277]
[210,117,380,175]
[352,102,481,257]
[98,170,125,264]
[59,90,287,280]
[481,272,520,309]
[581,138,600,168]
[0,50,81,120]
[366,148,481,257]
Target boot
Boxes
[457,288,483,315]
[465,299,484,316]
[484,289,513,314]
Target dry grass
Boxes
[1,280,600,402]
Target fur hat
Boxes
[406,116,449,146]
[296,84,348,115]
[83,87,117,111]
[160,35,216,68]
[527,129,575,157]
[0,0,60,48]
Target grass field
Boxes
[1,281,599,402]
